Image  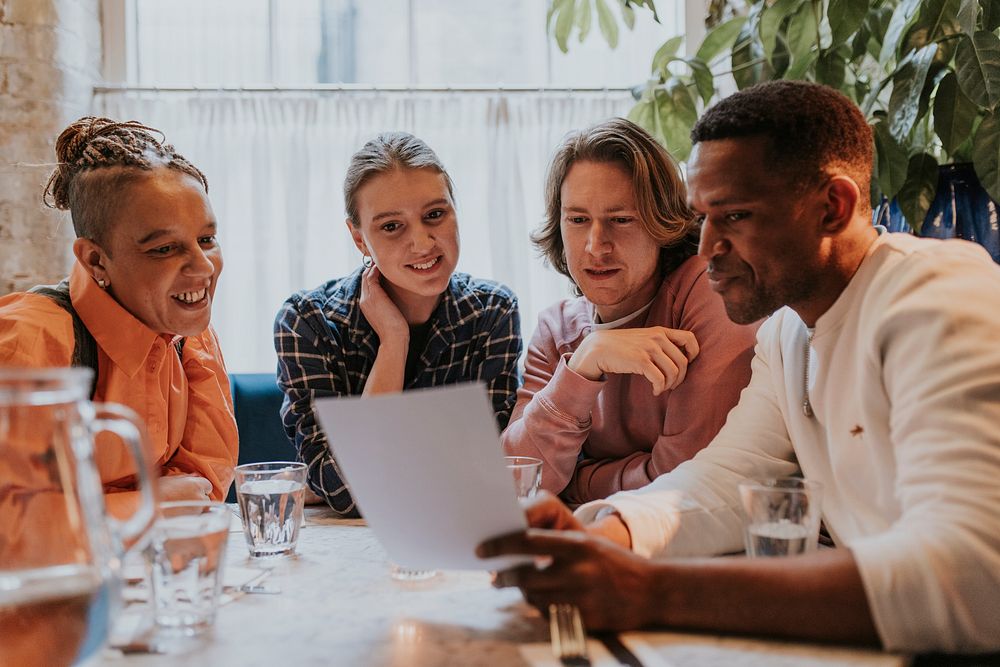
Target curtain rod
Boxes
[93,84,636,94]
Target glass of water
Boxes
[235,461,307,558]
[505,456,543,499]
[150,501,230,634]
[738,477,822,558]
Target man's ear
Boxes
[346,218,368,255]
[821,175,861,235]
[72,237,110,283]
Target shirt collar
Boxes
[590,297,656,330]
[69,262,169,377]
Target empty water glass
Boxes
[234,462,307,558]
[150,501,230,634]
[505,456,542,500]
[738,477,823,558]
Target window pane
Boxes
[411,0,547,86]
[135,0,270,85]
[132,0,684,87]
[272,0,409,85]
[547,3,685,88]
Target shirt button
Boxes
[149,360,158,372]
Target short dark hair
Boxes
[691,81,873,212]
[535,117,698,293]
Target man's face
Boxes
[688,137,826,324]
[560,160,661,322]
[99,169,223,337]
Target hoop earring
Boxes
[97,279,108,289]
[362,255,374,269]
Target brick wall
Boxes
[0,0,101,293]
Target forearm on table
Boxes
[644,549,879,645]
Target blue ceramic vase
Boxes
[876,163,1000,263]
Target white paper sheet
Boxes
[313,382,529,571]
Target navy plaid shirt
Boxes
[274,269,522,516]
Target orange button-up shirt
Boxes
[0,262,238,500]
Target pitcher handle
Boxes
[90,402,157,544]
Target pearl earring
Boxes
[97,279,108,289]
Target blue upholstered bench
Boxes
[226,373,297,502]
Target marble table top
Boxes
[98,506,547,666]
[94,506,940,667]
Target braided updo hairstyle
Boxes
[44,116,208,247]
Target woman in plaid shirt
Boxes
[274,132,522,516]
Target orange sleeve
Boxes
[161,327,239,500]
[0,293,76,367]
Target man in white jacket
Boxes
[479,80,1000,654]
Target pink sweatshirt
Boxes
[501,256,758,504]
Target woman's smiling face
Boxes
[349,167,460,302]
[92,168,223,337]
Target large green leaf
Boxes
[760,0,804,63]
[651,35,685,76]
[934,71,979,156]
[829,0,869,46]
[785,0,820,78]
[687,58,715,104]
[982,0,1000,31]
[879,0,923,67]
[955,31,1000,109]
[858,3,894,61]
[596,0,619,49]
[874,120,909,199]
[816,48,847,91]
[732,19,762,89]
[695,16,748,63]
[896,153,940,231]
[888,43,938,142]
[908,0,962,49]
[576,0,593,43]
[628,97,657,131]
[957,0,979,34]
[618,0,636,30]
[972,111,1000,202]
[624,0,660,23]
[553,0,576,53]
[656,79,697,160]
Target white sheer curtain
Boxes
[95,91,633,372]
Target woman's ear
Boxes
[346,218,368,255]
[72,237,110,283]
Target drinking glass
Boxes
[0,368,154,667]
[150,501,229,634]
[234,461,307,558]
[738,477,823,558]
[505,456,542,500]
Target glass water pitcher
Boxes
[0,368,155,666]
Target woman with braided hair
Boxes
[0,116,239,515]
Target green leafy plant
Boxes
[548,0,1000,228]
